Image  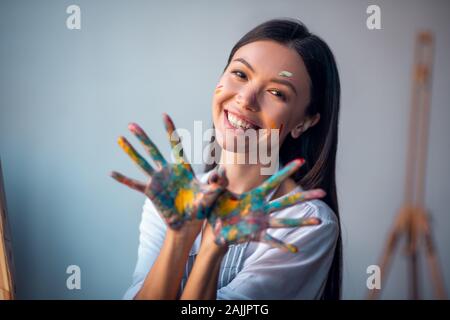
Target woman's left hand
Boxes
[207,159,326,253]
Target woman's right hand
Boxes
[110,114,228,233]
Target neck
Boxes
[218,149,277,194]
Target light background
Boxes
[0,0,449,299]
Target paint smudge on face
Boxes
[259,113,276,130]
[268,119,277,130]
[215,84,224,95]
[260,114,283,137]
[279,70,293,77]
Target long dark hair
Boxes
[205,18,342,299]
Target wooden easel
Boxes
[368,32,447,300]
[0,159,15,300]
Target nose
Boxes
[236,89,259,112]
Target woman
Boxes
[112,18,342,300]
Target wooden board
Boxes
[0,159,15,300]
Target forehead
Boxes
[231,40,311,89]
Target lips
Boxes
[224,109,261,131]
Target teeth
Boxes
[227,112,253,129]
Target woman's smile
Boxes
[223,109,261,132]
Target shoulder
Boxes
[300,198,339,227]
[272,187,338,226]
[263,196,340,255]
[273,178,337,223]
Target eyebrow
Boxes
[232,58,298,96]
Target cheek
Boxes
[212,78,239,112]
[211,83,231,131]
[260,108,287,130]
[215,75,241,99]
[214,84,224,95]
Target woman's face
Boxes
[212,40,315,154]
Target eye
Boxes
[230,70,247,80]
[268,89,287,101]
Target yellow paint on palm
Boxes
[228,227,238,241]
[241,202,251,216]
[217,198,239,216]
[182,162,191,170]
[174,188,194,213]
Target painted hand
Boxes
[110,114,228,229]
[208,159,326,253]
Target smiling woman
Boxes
[206,18,341,299]
[117,18,342,300]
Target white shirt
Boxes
[123,170,339,300]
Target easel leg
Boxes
[368,228,400,299]
[423,221,447,299]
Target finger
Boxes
[268,217,321,228]
[207,166,221,184]
[162,113,193,172]
[255,158,305,196]
[110,171,147,193]
[260,231,298,253]
[265,189,326,214]
[207,166,228,188]
[128,122,167,169]
[118,136,154,176]
[202,168,228,208]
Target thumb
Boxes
[208,166,228,188]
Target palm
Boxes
[147,163,225,228]
[208,160,325,253]
[111,114,227,229]
[209,191,268,241]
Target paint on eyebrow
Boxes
[279,71,293,78]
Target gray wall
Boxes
[0,0,449,299]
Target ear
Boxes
[290,113,321,139]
